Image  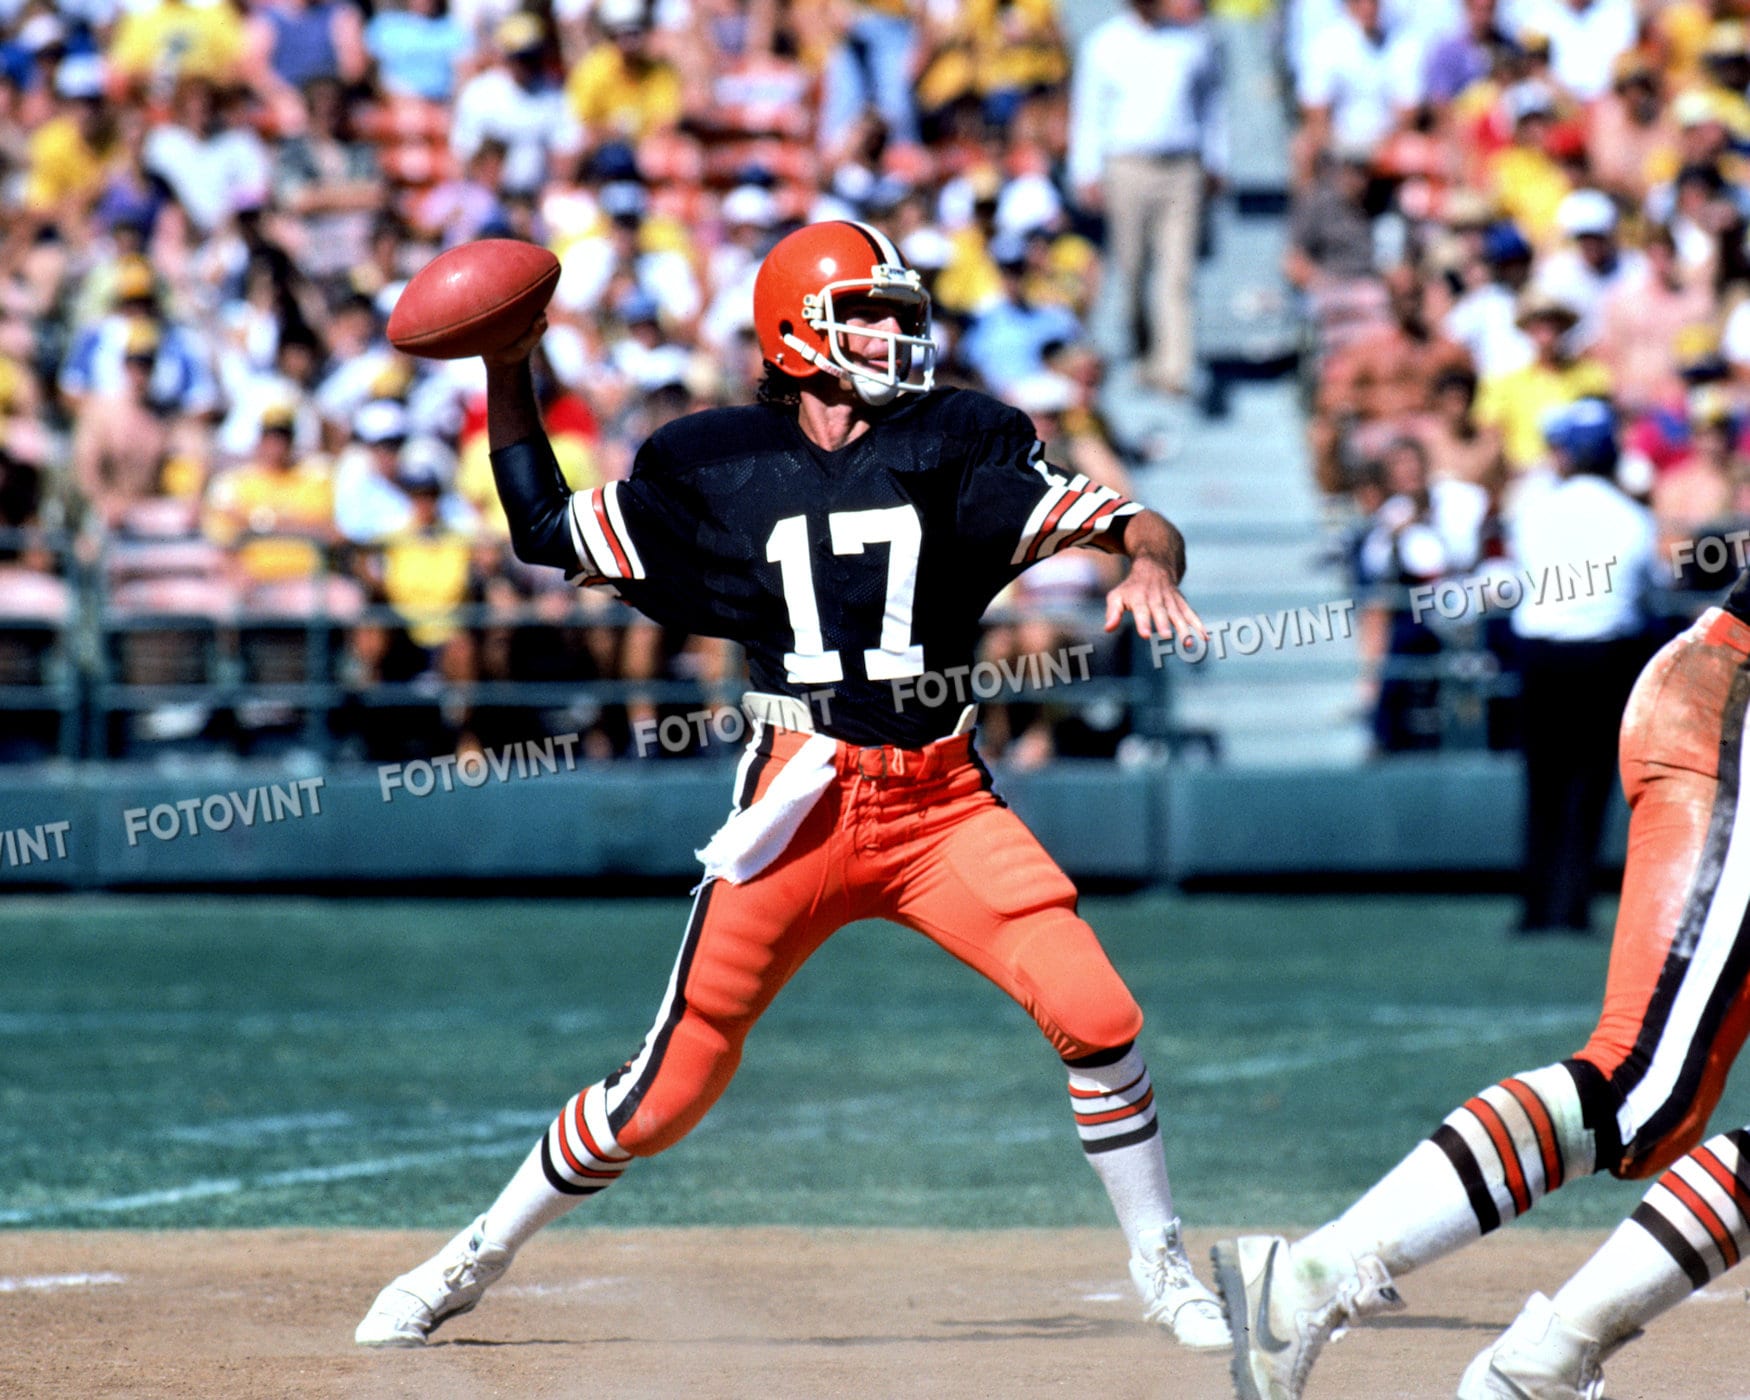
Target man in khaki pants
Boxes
[1069,0,1227,398]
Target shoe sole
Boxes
[355,1329,427,1349]
[1210,1240,1266,1400]
[354,1295,480,1348]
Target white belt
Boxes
[740,690,980,737]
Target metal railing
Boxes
[0,529,1189,763]
[4,525,1724,764]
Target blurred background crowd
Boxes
[1284,0,1750,928]
[1290,0,1750,746]
[0,0,1178,767]
[6,0,1749,797]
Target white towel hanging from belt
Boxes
[695,731,839,885]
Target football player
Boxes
[1215,590,1750,1399]
[356,221,1227,1350]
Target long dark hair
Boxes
[756,363,801,407]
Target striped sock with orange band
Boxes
[1065,1042,1177,1259]
[1326,1064,1595,1278]
[480,1084,633,1254]
[1549,1128,1750,1350]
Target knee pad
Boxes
[1013,909,1144,1059]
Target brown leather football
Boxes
[387,239,561,360]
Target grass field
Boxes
[6,891,1737,1238]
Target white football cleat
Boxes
[1454,1293,1607,1400]
[1130,1219,1233,1350]
[355,1214,513,1347]
[1211,1228,1404,1400]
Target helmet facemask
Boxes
[788,264,936,405]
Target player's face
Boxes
[838,300,905,375]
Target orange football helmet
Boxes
[752,220,935,405]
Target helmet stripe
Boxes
[848,219,904,268]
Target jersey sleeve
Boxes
[955,403,1143,575]
[566,433,759,638]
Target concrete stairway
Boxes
[1097,11,1373,766]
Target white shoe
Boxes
[1210,1229,1404,1400]
[1455,1293,1606,1400]
[355,1214,513,1347]
[1130,1219,1233,1350]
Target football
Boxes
[387,239,561,360]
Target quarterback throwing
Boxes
[355,221,1223,1350]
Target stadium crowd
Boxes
[0,0,1175,766]
[1288,0,1750,754]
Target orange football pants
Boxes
[1573,607,1750,1178]
[598,727,1144,1157]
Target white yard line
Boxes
[1181,1009,1597,1086]
[0,1139,530,1225]
[0,1272,125,1292]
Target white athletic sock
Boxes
[481,1085,632,1252]
[1555,1127,1750,1349]
[1066,1044,1175,1258]
[1329,1064,1593,1278]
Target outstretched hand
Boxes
[1103,557,1208,643]
[483,314,549,368]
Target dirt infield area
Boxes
[1,1227,1745,1399]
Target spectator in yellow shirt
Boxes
[916,0,1066,130]
[1490,84,1572,247]
[108,0,244,89]
[381,476,475,652]
[204,405,339,588]
[350,458,480,751]
[23,56,124,220]
[565,0,683,149]
[933,167,1006,317]
[1475,292,1614,475]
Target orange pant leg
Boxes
[1574,618,1750,1178]
[885,776,1143,1061]
[604,783,848,1158]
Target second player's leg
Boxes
[1457,1126,1750,1400]
[1214,628,1747,1399]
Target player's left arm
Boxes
[1095,508,1208,642]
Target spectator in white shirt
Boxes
[1445,221,1536,377]
[606,288,692,392]
[335,399,475,544]
[551,181,700,327]
[144,77,271,235]
[1295,0,1426,180]
[1532,188,1642,353]
[1509,0,1636,103]
[450,12,582,197]
[1285,0,1458,79]
[1068,0,1226,397]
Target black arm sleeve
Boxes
[488,433,580,571]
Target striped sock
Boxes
[481,1084,632,1253]
[1556,1128,1750,1349]
[1066,1042,1174,1258]
[1332,1064,1593,1277]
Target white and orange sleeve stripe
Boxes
[567,483,648,584]
[1011,462,1142,567]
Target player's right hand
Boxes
[483,315,549,368]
